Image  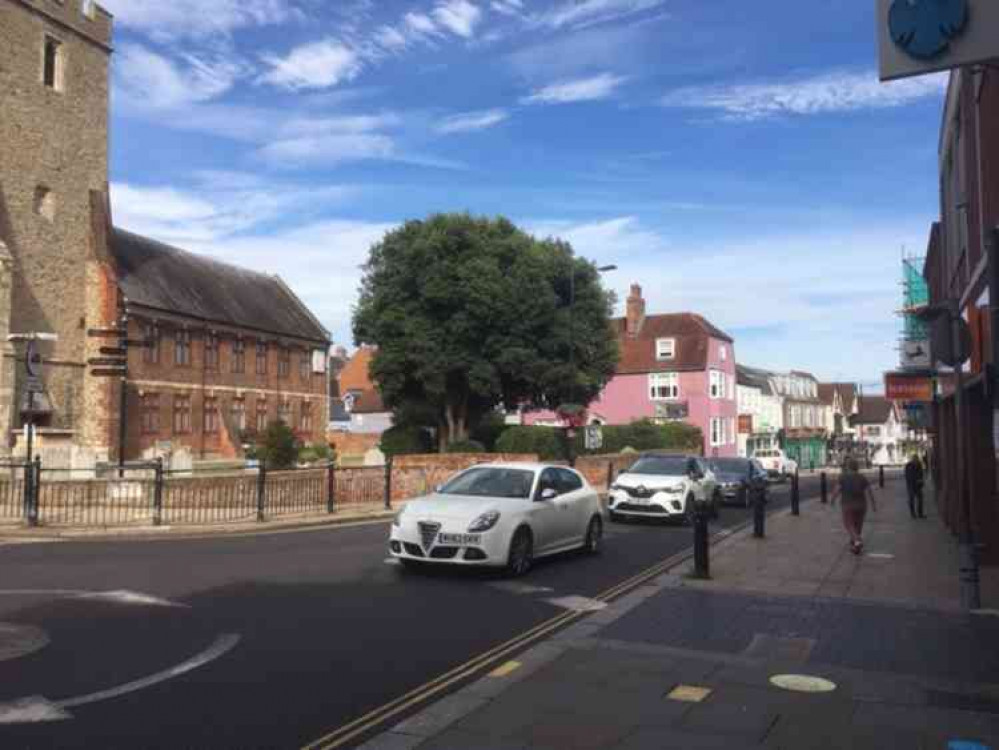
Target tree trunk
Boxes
[439,401,470,451]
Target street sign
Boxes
[901,339,931,370]
[584,425,603,451]
[90,368,127,377]
[87,328,124,338]
[87,357,127,367]
[25,340,43,378]
[885,372,934,402]
[877,0,999,81]
[99,347,128,356]
[930,315,972,368]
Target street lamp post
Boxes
[562,261,617,467]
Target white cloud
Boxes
[491,0,523,17]
[532,0,664,30]
[522,73,627,104]
[662,69,948,121]
[436,108,509,134]
[260,39,362,90]
[433,0,483,38]
[110,178,355,246]
[374,25,409,51]
[114,44,245,109]
[257,133,396,165]
[99,0,297,39]
[404,12,440,36]
[525,215,925,381]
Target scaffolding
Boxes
[896,251,930,371]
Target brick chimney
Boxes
[626,283,646,337]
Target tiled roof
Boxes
[339,347,377,393]
[613,313,733,374]
[110,229,329,343]
[852,396,895,425]
[736,364,774,395]
[817,384,837,405]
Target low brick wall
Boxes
[390,453,537,502]
[574,452,642,491]
[328,432,382,463]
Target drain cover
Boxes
[769,674,837,693]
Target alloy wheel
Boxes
[507,529,533,577]
[585,516,603,554]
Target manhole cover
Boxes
[769,674,837,693]
[0,623,49,662]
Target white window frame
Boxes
[710,417,724,447]
[649,372,680,401]
[709,370,725,400]
[655,338,676,361]
[719,345,727,361]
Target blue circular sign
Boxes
[889,0,969,60]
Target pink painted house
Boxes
[525,284,738,457]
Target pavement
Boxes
[359,475,999,750]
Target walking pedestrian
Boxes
[904,454,926,519]
[830,458,877,555]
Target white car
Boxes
[753,448,798,481]
[607,454,720,523]
[389,463,604,576]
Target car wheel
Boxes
[609,509,622,523]
[584,516,603,555]
[506,527,534,578]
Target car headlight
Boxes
[393,509,405,527]
[468,510,500,533]
[610,483,624,491]
[662,486,682,494]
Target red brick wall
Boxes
[329,432,382,460]
[123,312,328,460]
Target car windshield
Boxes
[709,458,748,474]
[756,451,775,457]
[438,467,536,499]
[628,456,688,476]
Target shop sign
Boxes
[884,372,934,402]
[877,0,999,81]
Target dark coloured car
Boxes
[707,457,768,508]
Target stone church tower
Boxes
[0,0,114,464]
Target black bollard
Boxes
[879,465,885,488]
[791,469,800,516]
[692,499,710,578]
[752,487,766,538]
[820,471,828,504]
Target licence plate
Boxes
[631,497,650,506]
[438,533,481,545]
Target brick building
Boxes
[923,66,998,564]
[0,0,330,468]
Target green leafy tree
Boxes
[256,421,300,469]
[353,213,619,450]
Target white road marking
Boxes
[0,633,241,723]
[865,553,894,559]
[489,582,555,595]
[383,558,401,566]
[544,595,607,612]
[0,589,185,607]
[971,609,999,617]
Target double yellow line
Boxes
[301,528,740,750]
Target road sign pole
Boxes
[117,305,129,479]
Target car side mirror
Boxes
[538,487,558,502]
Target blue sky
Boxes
[101,0,947,388]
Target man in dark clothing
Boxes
[904,454,925,519]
